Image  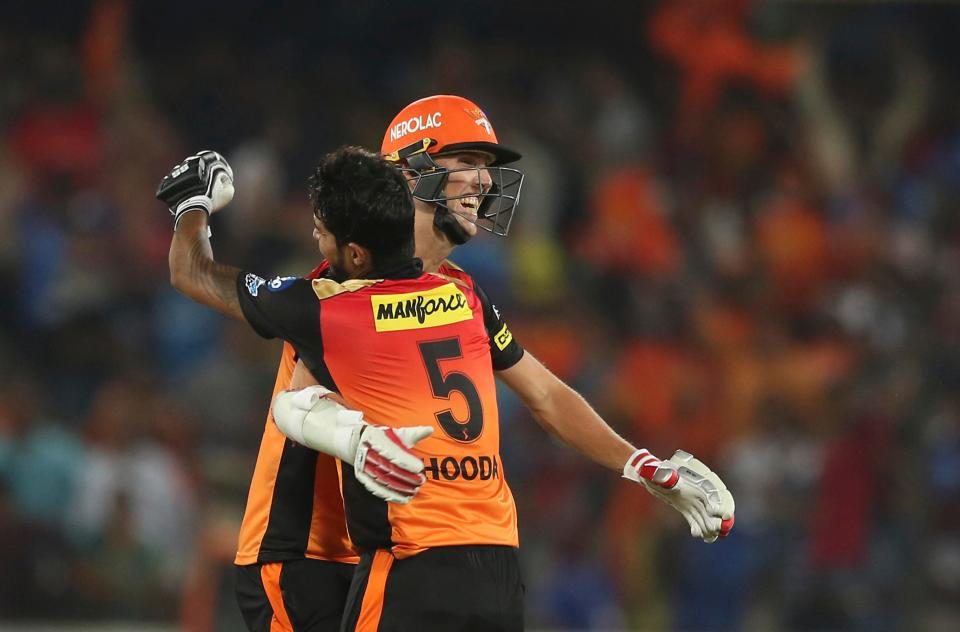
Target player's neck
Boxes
[416,243,450,274]
[414,225,453,274]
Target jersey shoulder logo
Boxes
[372,283,473,332]
[312,278,379,301]
[266,276,297,292]
[493,323,513,351]
[245,273,266,297]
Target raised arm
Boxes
[169,212,244,319]
[158,150,245,320]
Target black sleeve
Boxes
[472,281,524,371]
[235,272,322,351]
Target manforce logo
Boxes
[372,283,473,332]
[389,112,442,142]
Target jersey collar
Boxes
[364,257,423,281]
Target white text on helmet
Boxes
[390,112,443,142]
[475,116,492,135]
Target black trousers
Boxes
[341,546,524,632]
[235,559,355,631]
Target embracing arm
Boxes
[271,360,433,504]
[496,352,634,471]
[497,351,735,541]
[169,211,244,320]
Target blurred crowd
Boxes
[2,1,960,630]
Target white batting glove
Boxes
[353,425,434,503]
[272,386,433,504]
[623,449,735,543]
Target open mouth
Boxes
[456,195,480,217]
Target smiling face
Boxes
[432,151,495,238]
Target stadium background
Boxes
[2,1,959,630]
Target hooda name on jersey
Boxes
[423,454,500,482]
[389,112,442,142]
[372,283,473,332]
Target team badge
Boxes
[465,107,493,136]
[245,273,266,297]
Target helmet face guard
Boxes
[400,143,524,238]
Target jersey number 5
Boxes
[418,338,484,443]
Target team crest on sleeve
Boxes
[266,276,297,292]
[245,273,266,297]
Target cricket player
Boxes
[275,97,734,629]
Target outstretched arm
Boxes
[496,352,634,471]
[498,351,734,542]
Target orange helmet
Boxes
[382,95,524,242]
[381,95,521,166]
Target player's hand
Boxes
[623,449,735,543]
[156,150,235,229]
[353,425,433,504]
[271,386,433,504]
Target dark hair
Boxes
[308,146,415,266]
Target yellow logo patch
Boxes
[493,324,513,351]
[372,283,473,332]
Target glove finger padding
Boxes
[360,450,423,491]
[681,508,705,540]
[651,478,718,542]
[393,426,434,449]
[674,474,722,538]
[360,426,429,473]
[353,425,432,504]
[627,448,736,543]
[670,450,735,521]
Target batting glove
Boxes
[272,386,433,504]
[156,150,235,230]
[624,449,735,543]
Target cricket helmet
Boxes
[382,95,524,242]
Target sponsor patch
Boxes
[372,283,473,332]
[266,276,297,292]
[389,112,443,142]
[245,273,266,297]
[493,323,513,351]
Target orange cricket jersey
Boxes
[234,262,358,565]
[237,259,523,560]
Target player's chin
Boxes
[453,212,479,236]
